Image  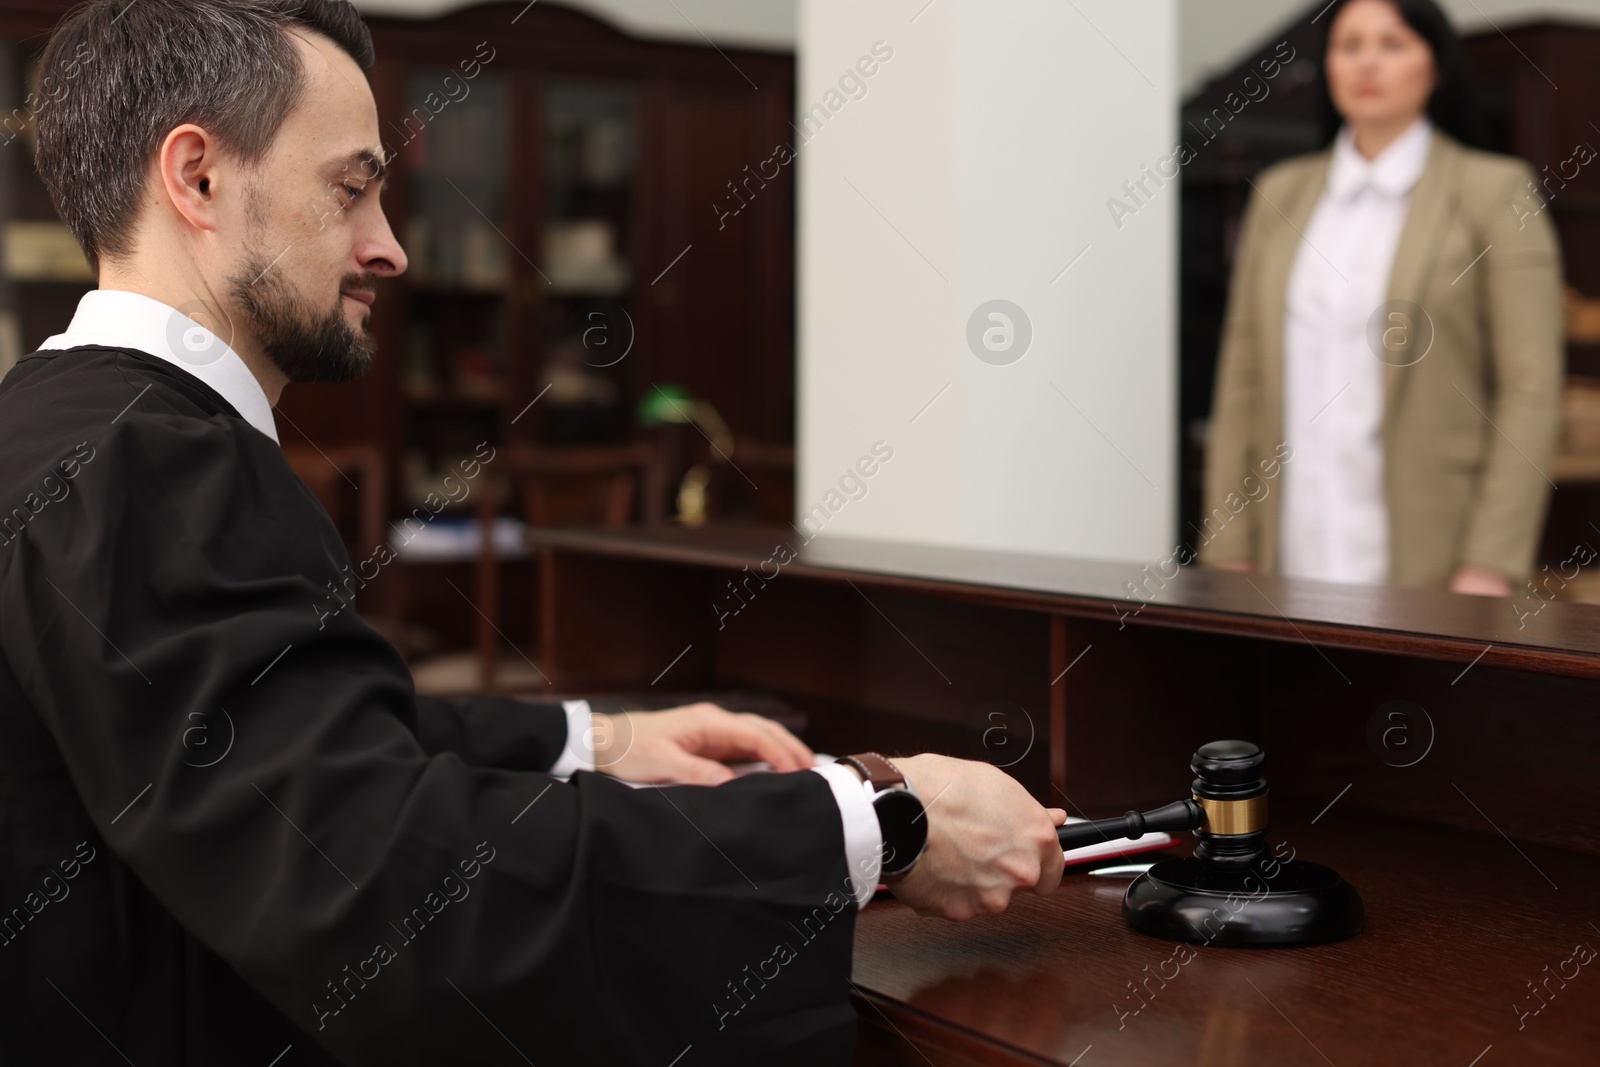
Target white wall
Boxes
[353,0,797,51]
[796,0,1178,564]
[1182,0,1600,94]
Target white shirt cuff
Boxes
[812,761,882,909]
[548,699,596,778]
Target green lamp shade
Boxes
[637,383,694,426]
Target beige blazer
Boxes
[1198,131,1564,588]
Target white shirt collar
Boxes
[36,289,279,443]
[1326,117,1433,201]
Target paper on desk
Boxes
[1059,817,1173,865]
[560,755,821,788]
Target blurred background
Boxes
[2,0,1597,683]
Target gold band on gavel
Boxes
[1194,793,1269,835]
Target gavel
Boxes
[1059,740,1363,946]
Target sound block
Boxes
[1122,857,1363,946]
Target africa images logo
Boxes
[966,300,1032,366]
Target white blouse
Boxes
[1279,118,1432,584]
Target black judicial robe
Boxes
[0,346,860,1066]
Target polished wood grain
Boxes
[853,805,1600,1067]
[536,547,716,690]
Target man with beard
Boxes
[0,2,1068,1066]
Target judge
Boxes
[0,2,1069,1065]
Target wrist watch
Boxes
[837,752,927,882]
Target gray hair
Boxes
[35,0,375,278]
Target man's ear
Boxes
[157,123,222,235]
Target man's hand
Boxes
[887,753,1068,921]
[590,702,813,785]
[1210,559,1256,574]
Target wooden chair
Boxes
[280,444,388,569]
[473,442,666,690]
[280,444,403,641]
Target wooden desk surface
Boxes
[852,805,1600,1067]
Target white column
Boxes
[797,0,1177,564]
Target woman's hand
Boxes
[1449,564,1512,597]
[591,702,813,784]
[1210,560,1257,574]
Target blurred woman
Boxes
[1199,0,1563,594]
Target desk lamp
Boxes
[637,383,734,526]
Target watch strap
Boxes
[840,751,906,792]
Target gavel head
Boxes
[1190,740,1269,869]
[1122,738,1363,945]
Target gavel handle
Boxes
[1057,799,1202,850]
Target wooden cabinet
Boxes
[1463,22,1600,348]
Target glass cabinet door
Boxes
[536,78,638,445]
[399,67,508,406]
[396,66,509,508]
